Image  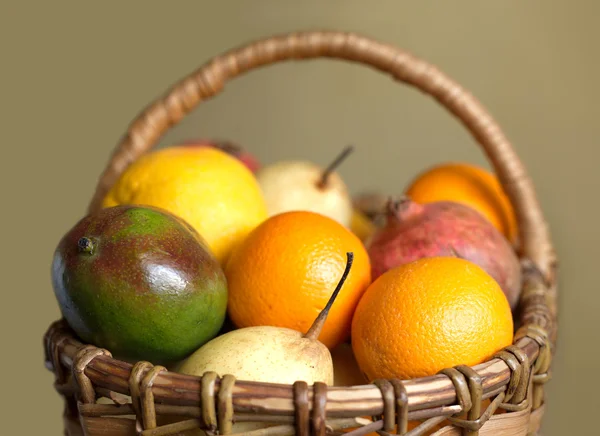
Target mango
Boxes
[51,205,227,365]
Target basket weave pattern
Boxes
[44,31,557,436]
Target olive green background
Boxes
[1,1,596,434]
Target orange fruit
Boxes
[351,257,513,381]
[404,162,517,243]
[102,145,268,265]
[225,211,371,349]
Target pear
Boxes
[174,253,354,435]
[177,252,355,386]
[256,146,354,227]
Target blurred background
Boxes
[1,1,597,434]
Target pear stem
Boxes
[317,145,354,189]
[304,252,354,341]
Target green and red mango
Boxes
[51,205,228,365]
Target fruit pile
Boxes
[51,139,521,428]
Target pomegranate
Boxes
[366,198,522,309]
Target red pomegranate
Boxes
[366,198,522,309]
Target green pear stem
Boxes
[303,252,354,341]
[317,145,354,189]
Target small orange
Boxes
[351,257,513,381]
[404,162,517,243]
[225,211,371,349]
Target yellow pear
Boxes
[178,325,333,385]
[175,253,355,434]
[256,146,354,226]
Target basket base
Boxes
[67,403,543,436]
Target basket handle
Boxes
[88,30,555,278]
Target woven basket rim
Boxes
[45,318,548,419]
[45,30,558,435]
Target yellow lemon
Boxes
[102,145,268,265]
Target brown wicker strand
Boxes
[51,338,71,392]
[344,420,384,436]
[405,416,449,436]
[496,346,531,412]
[140,365,167,430]
[373,379,396,432]
[201,371,219,434]
[45,319,70,386]
[491,351,523,405]
[50,340,83,436]
[514,325,552,410]
[515,325,550,362]
[129,361,153,432]
[390,379,409,435]
[452,391,507,435]
[86,30,555,281]
[519,260,556,343]
[217,374,236,435]
[312,382,328,436]
[72,345,112,404]
[141,419,202,436]
[532,369,552,411]
[79,403,177,418]
[293,381,310,436]
[408,406,463,423]
[53,377,78,398]
[229,418,377,436]
[446,365,484,435]
[438,368,473,417]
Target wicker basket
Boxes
[44,31,557,436]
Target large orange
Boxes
[225,211,371,349]
[404,162,517,243]
[351,257,513,381]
